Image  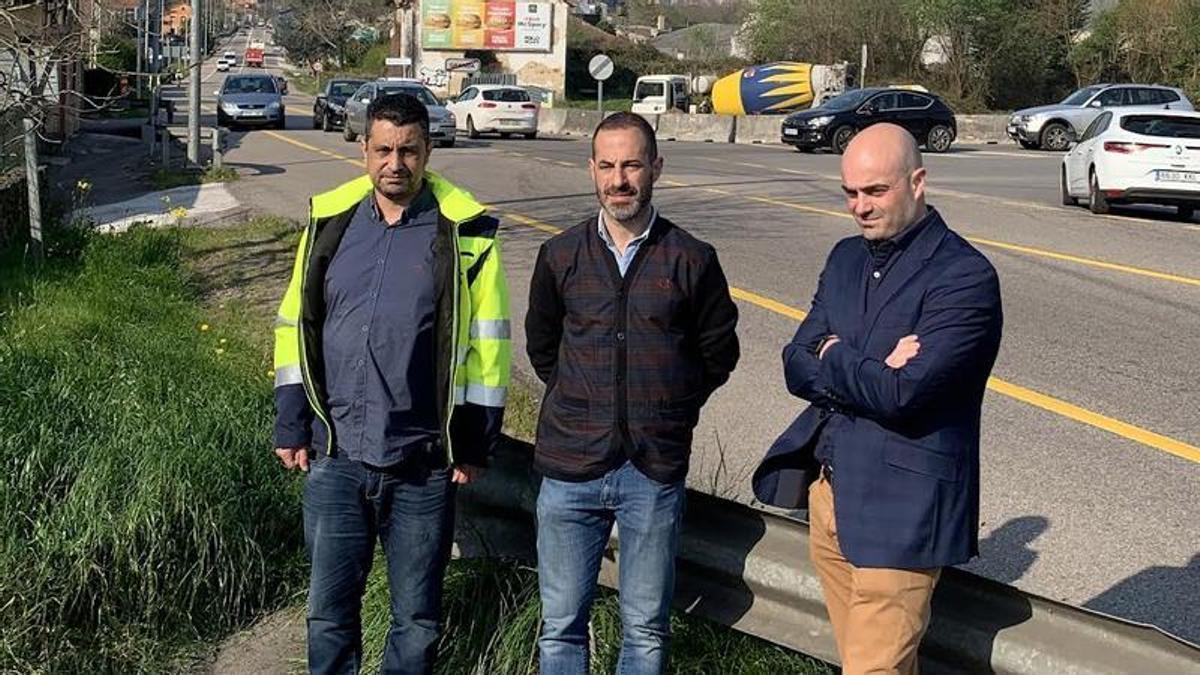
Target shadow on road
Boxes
[975,515,1049,585]
[1085,552,1200,645]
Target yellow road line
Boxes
[746,195,850,220]
[663,179,691,187]
[499,211,1200,465]
[554,160,575,167]
[263,130,365,168]
[967,236,1200,287]
[257,130,1200,462]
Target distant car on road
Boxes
[342,78,456,147]
[781,87,957,154]
[1061,109,1200,219]
[446,84,539,139]
[312,78,366,132]
[1008,84,1193,152]
[216,58,230,72]
[222,51,237,66]
[216,73,285,130]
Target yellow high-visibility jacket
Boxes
[273,172,510,466]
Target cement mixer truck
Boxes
[711,62,848,116]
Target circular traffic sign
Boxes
[589,54,614,81]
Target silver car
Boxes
[216,74,285,130]
[1007,84,1193,151]
[342,79,456,147]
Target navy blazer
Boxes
[753,210,1002,569]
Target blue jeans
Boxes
[303,451,455,675]
[536,461,687,675]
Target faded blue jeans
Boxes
[303,450,456,675]
[536,460,687,675]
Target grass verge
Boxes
[151,165,240,191]
[560,97,635,112]
[0,223,304,672]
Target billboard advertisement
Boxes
[422,1,552,52]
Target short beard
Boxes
[375,173,420,203]
[598,185,653,223]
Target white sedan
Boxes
[446,85,539,140]
[1062,109,1200,219]
[216,58,230,72]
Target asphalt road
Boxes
[174,31,1200,646]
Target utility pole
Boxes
[188,0,201,164]
[23,116,42,263]
[391,0,415,78]
[135,4,143,97]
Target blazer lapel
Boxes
[863,210,949,335]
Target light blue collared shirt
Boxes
[597,207,657,277]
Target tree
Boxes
[274,0,386,68]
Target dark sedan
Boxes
[312,78,365,132]
[781,88,957,154]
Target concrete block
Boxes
[955,115,1009,144]
[656,113,735,143]
[734,115,788,145]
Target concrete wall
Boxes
[955,115,1010,144]
[656,113,735,143]
[734,115,787,145]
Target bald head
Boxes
[840,123,928,241]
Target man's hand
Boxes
[818,335,841,360]
[886,335,921,369]
[451,465,485,485]
[275,447,310,472]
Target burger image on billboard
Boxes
[425,12,451,29]
[455,13,482,30]
[487,14,513,31]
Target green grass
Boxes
[560,97,635,112]
[0,224,304,672]
[151,165,240,190]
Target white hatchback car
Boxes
[216,58,230,72]
[447,85,540,139]
[1062,109,1200,219]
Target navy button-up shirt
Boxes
[313,185,441,467]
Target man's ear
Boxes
[651,155,664,182]
[910,167,927,199]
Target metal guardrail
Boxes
[455,438,1200,674]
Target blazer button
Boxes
[616,332,625,341]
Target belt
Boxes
[820,462,834,485]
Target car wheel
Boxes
[794,145,814,154]
[1088,170,1110,215]
[312,113,320,130]
[467,116,480,139]
[440,138,456,148]
[275,111,286,130]
[500,132,511,139]
[343,123,357,142]
[831,125,856,155]
[322,113,333,132]
[1178,204,1195,221]
[925,124,953,153]
[524,131,537,140]
[1040,123,1071,152]
[1018,139,1038,150]
[1060,166,1076,206]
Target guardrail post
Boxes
[160,127,170,167]
[211,127,223,169]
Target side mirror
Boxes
[860,105,875,115]
[361,97,370,104]
[212,90,220,96]
[316,94,326,102]
[1089,99,1102,108]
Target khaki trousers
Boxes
[808,475,941,675]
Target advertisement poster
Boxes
[423,1,551,52]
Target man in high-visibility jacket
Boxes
[272,93,510,674]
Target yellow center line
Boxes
[493,211,1200,465]
[663,179,691,187]
[264,130,365,168]
[966,236,1200,287]
[703,188,732,195]
[258,131,1200,463]
[554,160,575,168]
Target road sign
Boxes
[385,57,413,67]
[445,57,481,74]
[312,61,323,73]
[589,54,614,113]
[589,54,614,81]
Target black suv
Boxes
[782,88,957,154]
[312,78,366,132]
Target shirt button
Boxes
[361,325,369,332]
[616,332,625,341]
[356,359,364,368]
[378,258,385,265]
[872,270,882,279]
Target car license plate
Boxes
[242,110,263,117]
[784,128,799,136]
[1156,170,1200,183]
[501,119,522,126]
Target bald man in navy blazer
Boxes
[753,124,1003,675]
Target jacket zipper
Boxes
[297,215,334,454]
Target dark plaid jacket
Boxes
[525,214,740,483]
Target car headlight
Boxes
[268,101,282,110]
[445,113,456,125]
[807,115,834,127]
[220,102,238,113]
[328,102,344,112]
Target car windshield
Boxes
[816,88,875,111]
[482,88,531,102]
[329,82,361,97]
[1061,86,1104,106]
[379,85,438,106]
[634,81,666,101]
[223,77,276,94]
[1120,115,1200,139]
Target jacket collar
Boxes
[310,171,486,225]
[863,207,948,332]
